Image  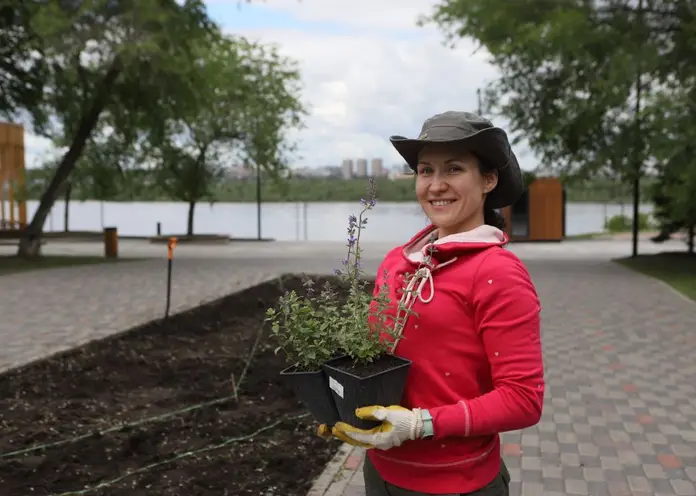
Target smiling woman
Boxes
[414,145,506,235]
[318,111,543,496]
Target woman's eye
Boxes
[448,165,463,173]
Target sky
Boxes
[23,0,537,171]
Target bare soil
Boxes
[0,276,342,496]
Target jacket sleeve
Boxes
[429,249,545,439]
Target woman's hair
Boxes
[483,198,506,230]
[477,156,507,231]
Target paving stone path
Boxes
[310,258,696,496]
[0,258,285,373]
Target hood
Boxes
[403,224,508,264]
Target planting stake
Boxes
[165,237,177,318]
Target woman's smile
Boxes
[429,199,457,209]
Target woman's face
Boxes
[415,144,498,236]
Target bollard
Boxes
[156,222,161,236]
[104,227,118,258]
[164,237,177,318]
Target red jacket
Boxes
[367,224,544,494]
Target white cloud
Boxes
[24,132,63,169]
[235,22,536,169]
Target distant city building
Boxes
[371,158,384,177]
[356,158,368,177]
[341,159,354,179]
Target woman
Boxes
[320,111,544,496]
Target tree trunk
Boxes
[63,182,72,232]
[688,224,695,254]
[17,56,123,258]
[187,200,196,236]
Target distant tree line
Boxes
[20,166,655,204]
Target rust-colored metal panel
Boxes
[0,121,26,230]
[528,177,564,240]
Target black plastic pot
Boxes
[322,354,412,430]
[280,365,341,426]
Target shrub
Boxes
[604,213,653,233]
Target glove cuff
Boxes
[411,408,425,439]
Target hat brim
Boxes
[389,127,524,209]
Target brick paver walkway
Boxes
[312,258,696,496]
[0,258,286,373]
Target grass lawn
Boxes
[0,255,129,276]
[616,251,696,301]
[564,232,605,240]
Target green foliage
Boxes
[147,32,305,233]
[423,1,652,176]
[0,1,49,123]
[643,86,696,245]
[265,179,399,370]
[266,277,345,371]
[604,213,653,233]
[6,0,221,256]
[424,0,696,240]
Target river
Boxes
[29,200,655,243]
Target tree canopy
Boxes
[2,0,305,254]
[424,0,696,251]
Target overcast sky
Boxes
[23,0,537,171]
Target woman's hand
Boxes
[331,405,425,450]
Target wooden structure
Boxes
[501,177,565,242]
[0,122,27,230]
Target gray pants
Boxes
[363,455,510,496]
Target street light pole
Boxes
[477,89,482,115]
[256,164,262,240]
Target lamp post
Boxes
[256,164,262,240]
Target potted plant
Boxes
[267,178,414,430]
[266,277,344,426]
[321,181,412,429]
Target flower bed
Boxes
[0,276,347,495]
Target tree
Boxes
[149,34,305,236]
[423,0,686,255]
[644,85,696,252]
[10,0,217,257]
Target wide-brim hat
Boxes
[389,111,524,209]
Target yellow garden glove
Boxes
[316,424,333,439]
[331,405,425,450]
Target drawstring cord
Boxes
[389,257,457,352]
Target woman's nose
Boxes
[429,175,449,192]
